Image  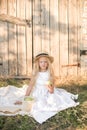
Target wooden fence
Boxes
[0,0,86,78]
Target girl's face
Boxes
[38,57,48,71]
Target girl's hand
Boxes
[46,81,54,94]
[47,85,54,93]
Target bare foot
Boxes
[14,101,22,105]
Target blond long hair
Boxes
[29,57,55,89]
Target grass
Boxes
[0,76,87,130]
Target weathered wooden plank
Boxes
[0,14,30,26]
[17,0,26,75]
[50,0,59,76]
[68,0,78,76]
[0,0,8,76]
[59,0,68,76]
[25,0,32,76]
[0,22,4,76]
[80,0,85,75]
[41,0,50,53]
[80,0,87,75]
[7,0,17,76]
[77,0,82,75]
[33,0,41,57]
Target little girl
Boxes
[0,52,79,123]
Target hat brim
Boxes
[34,54,54,63]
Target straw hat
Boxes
[34,52,54,63]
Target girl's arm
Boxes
[25,76,35,96]
[25,85,32,96]
[14,78,34,105]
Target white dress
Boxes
[0,71,79,124]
